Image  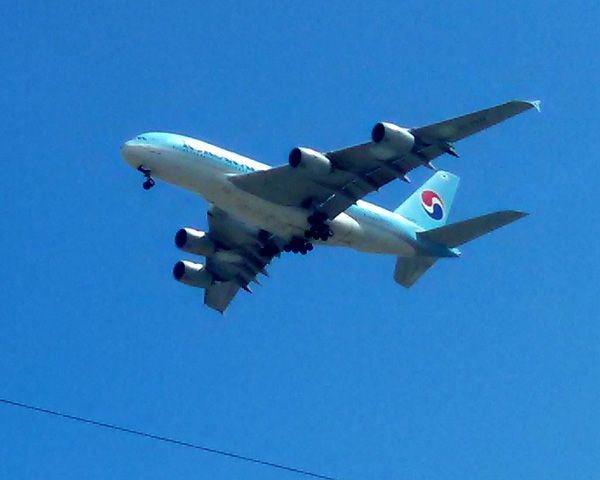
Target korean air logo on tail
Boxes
[421,190,444,220]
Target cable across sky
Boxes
[0,397,338,480]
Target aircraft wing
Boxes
[230,100,539,219]
[412,100,540,144]
[203,205,281,313]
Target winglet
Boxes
[528,100,542,112]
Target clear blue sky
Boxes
[1,1,598,479]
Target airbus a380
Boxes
[121,100,539,312]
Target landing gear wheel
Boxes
[283,237,314,255]
[306,213,333,242]
[137,165,155,190]
[307,212,327,225]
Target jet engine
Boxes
[288,147,332,176]
[175,228,216,256]
[173,260,213,288]
[371,122,415,153]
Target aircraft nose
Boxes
[121,139,138,152]
[120,139,143,167]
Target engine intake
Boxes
[288,147,332,176]
[371,122,415,154]
[175,228,216,256]
[173,260,213,288]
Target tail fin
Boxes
[395,171,459,229]
[418,210,528,247]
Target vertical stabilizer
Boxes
[394,171,459,229]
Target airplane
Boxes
[121,100,539,312]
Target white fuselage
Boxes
[121,132,433,257]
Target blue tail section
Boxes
[394,171,459,229]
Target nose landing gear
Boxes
[137,165,155,190]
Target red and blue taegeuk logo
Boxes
[421,190,444,220]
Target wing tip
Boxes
[508,99,541,112]
[513,99,541,112]
[528,100,542,112]
[516,210,529,218]
[505,210,529,221]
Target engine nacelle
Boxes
[288,147,332,176]
[175,228,216,256]
[371,122,415,154]
[173,260,213,288]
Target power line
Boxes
[0,397,338,480]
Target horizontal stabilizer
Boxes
[418,210,527,248]
[393,256,437,288]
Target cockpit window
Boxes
[136,135,148,141]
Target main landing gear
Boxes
[257,229,313,256]
[283,212,333,255]
[258,243,280,258]
[137,165,155,190]
[283,237,313,255]
[304,212,333,241]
